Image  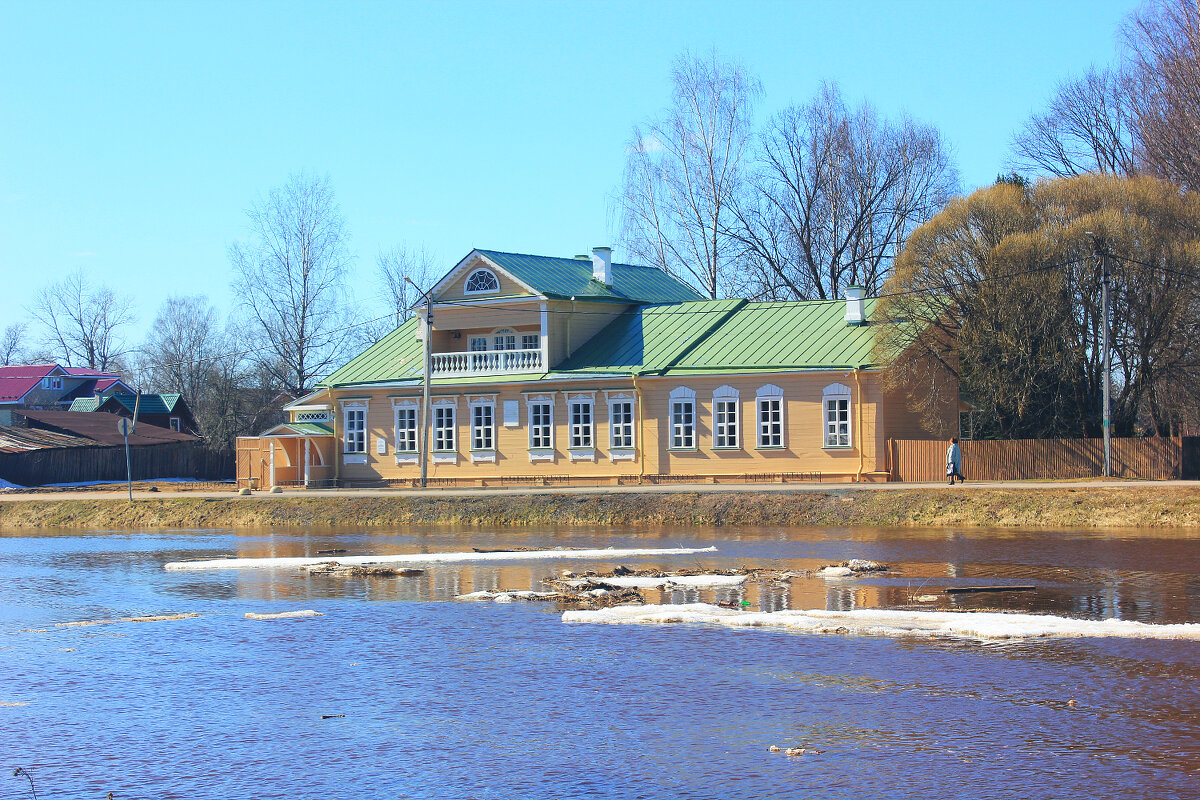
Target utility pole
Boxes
[1089,233,1113,478]
[407,277,433,488]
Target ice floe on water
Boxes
[164,546,717,571]
[561,603,1200,641]
[559,574,746,589]
[245,610,323,620]
[456,590,560,602]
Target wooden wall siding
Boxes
[429,301,543,348]
[326,372,892,486]
[890,437,1183,482]
[0,443,231,486]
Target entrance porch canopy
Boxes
[236,422,336,489]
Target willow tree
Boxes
[879,173,1200,438]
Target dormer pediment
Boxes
[429,251,540,304]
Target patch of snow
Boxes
[561,574,747,589]
[165,546,719,571]
[244,610,323,620]
[0,478,25,489]
[562,603,1200,642]
[818,566,853,578]
[40,477,228,487]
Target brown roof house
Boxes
[0,409,223,487]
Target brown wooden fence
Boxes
[890,437,1183,482]
[0,443,234,487]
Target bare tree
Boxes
[229,172,354,397]
[141,295,221,410]
[30,270,135,370]
[379,245,437,325]
[1011,67,1139,179]
[1,323,26,365]
[733,83,957,300]
[1125,0,1200,191]
[618,50,762,298]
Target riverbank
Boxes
[3,484,1200,529]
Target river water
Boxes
[2,524,1199,799]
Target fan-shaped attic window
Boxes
[464,268,499,294]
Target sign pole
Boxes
[119,417,133,502]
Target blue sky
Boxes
[1,0,1136,353]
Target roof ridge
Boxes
[474,247,652,271]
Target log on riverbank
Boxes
[4,486,1200,529]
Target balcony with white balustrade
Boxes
[429,348,544,377]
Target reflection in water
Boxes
[0,523,1198,800]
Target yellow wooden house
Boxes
[236,247,955,489]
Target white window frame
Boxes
[464,268,500,295]
[568,397,593,449]
[432,399,457,453]
[669,386,696,450]
[524,392,556,461]
[521,332,540,351]
[528,400,553,449]
[823,382,853,449]
[169,417,181,432]
[341,400,368,454]
[43,376,63,391]
[756,384,785,449]
[393,400,419,456]
[565,392,595,460]
[712,385,740,449]
[468,335,489,352]
[469,396,496,453]
[492,327,517,351]
[608,397,634,450]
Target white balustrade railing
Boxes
[430,348,543,377]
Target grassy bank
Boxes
[2,486,1200,529]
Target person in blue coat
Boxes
[946,437,963,485]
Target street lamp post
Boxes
[406,277,433,488]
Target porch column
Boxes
[304,438,311,488]
[269,440,276,488]
[539,301,548,370]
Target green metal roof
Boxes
[323,294,884,390]
[663,299,881,373]
[557,300,744,373]
[323,318,424,387]
[475,250,702,304]
[560,298,880,375]
[106,393,183,415]
[68,397,100,412]
[284,422,333,435]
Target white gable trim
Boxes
[284,389,330,410]
[427,250,545,303]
